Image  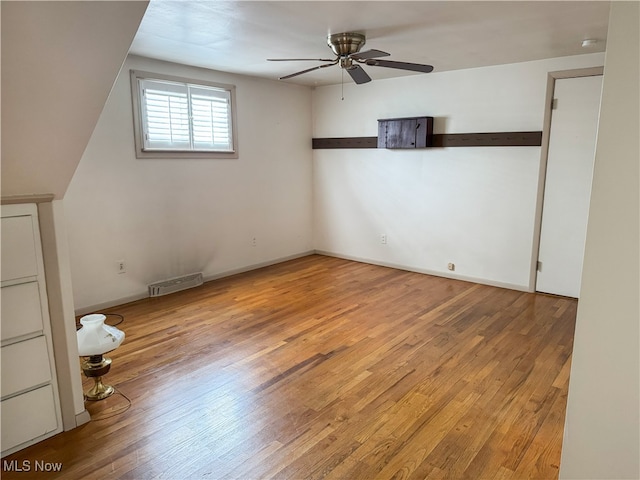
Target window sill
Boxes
[135,149,238,160]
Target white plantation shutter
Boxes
[140,80,190,149]
[190,86,232,150]
[138,78,234,152]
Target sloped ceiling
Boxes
[1,1,149,199]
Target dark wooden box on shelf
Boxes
[377,116,434,149]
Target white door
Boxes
[536,75,602,298]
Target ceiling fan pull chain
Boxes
[341,68,344,100]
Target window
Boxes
[131,70,237,158]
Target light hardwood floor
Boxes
[1,255,577,479]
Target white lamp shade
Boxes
[77,314,125,356]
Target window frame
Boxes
[130,70,238,159]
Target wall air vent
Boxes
[148,273,203,297]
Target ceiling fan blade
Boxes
[268,58,336,62]
[350,49,390,61]
[279,61,338,80]
[365,59,434,73]
[346,65,371,84]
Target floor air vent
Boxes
[148,273,203,297]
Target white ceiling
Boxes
[129,1,610,87]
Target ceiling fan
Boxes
[268,32,434,84]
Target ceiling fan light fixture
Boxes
[327,32,366,56]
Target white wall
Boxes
[64,56,313,312]
[1,1,148,199]
[312,53,605,289]
[560,2,640,478]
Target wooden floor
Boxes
[2,255,577,480]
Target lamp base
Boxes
[81,355,116,401]
[84,377,115,401]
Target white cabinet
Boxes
[1,215,39,281]
[1,204,62,456]
[1,282,45,341]
[2,337,53,397]
[1,386,60,451]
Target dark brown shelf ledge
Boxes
[433,131,542,147]
[312,131,543,149]
[312,137,378,149]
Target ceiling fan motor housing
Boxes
[328,32,366,56]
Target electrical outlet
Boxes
[117,260,126,274]
[447,263,455,271]
[381,234,387,245]
[252,237,257,247]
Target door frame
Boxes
[528,66,604,292]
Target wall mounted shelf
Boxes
[378,117,434,149]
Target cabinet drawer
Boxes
[1,384,59,453]
[1,215,39,282]
[1,282,44,342]
[1,336,52,398]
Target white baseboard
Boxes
[201,251,315,283]
[74,250,316,316]
[75,409,91,427]
[75,292,149,316]
[314,250,530,293]
[75,249,530,316]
